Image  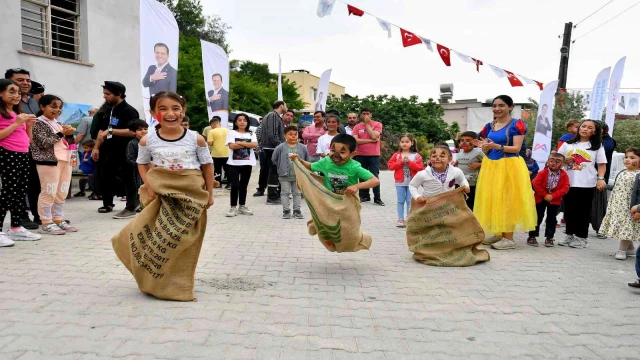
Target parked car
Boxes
[228,110,261,132]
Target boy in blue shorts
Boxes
[291,134,380,195]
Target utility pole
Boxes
[557,22,573,90]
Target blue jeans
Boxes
[395,186,412,220]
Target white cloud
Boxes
[203,0,640,103]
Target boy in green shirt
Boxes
[291,134,380,195]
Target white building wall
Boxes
[0,0,143,113]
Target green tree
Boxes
[326,95,458,168]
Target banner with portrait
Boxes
[200,40,230,125]
[605,56,626,134]
[617,93,629,114]
[626,93,640,116]
[532,80,558,169]
[139,0,179,125]
[314,69,332,113]
[582,90,592,112]
[589,66,610,121]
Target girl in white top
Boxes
[316,115,340,158]
[410,144,470,203]
[137,92,214,208]
[225,113,258,217]
[557,120,607,248]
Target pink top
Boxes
[0,112,29,153]
[302,124,326,157]
[353,120,383,156]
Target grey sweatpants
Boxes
[280,179,301,212]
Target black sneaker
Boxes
[224,184,231,189]
[293,210,304,219]
[374,199,385,206]
[253,190,265,197]
[544,238,555,247]
[628,280,640,289]
[73,192,86,198]
[282,211,292,219]
[21,218,39,230]
[360,197,371,203]
[527,237,539,247]
[266,198,281,205]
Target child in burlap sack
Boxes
[112,91,215,301]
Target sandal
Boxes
[98,205,114,213]
[88,194,101,200]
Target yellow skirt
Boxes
[473,156,537,235]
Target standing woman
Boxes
[557,120,607,248]
[473,95,537,250]
[225,113,258,217]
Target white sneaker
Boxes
[226,207,238,217]
[615,250,627,260]
[558,235,574,246]
[237,206,254,215]
[483,235,502,245]
[7,227,42,241]
[491,238,516,250]
[596,233,607,239]
[569,237,588,249]
[0,233,15,247]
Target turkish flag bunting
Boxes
[504,70,523,87]
[472,58,483,72]
[347,5,364,16]
[437,44,451,66]
[400,29,422,47]
[535,81,544,90]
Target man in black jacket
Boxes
[142,43,177,95]
[259,101,287,204]
[92,81,140,219]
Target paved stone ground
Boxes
[2,169,639,359]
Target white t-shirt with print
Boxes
[558,141,607,188]
[316,133,336,157]
[225,130,257,166]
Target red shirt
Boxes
[353,121,383,156]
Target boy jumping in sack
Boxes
[290,134,380,196]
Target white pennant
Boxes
[489,65,507,78]
[519,75,535,85]
[317,0,336,18]
[454,51,474,63]
[418,37,434,52]
[377,18,392,38]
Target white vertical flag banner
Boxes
[626,93,640,116]
[317,0,336,17]
[532,80,559,169]
[377,18,392,38]
[277,54,283,101]
[314,69,332,112]
[201,40,230,125]
[605,56,626,133]
[589,66,611,121]
[139,0,179,124]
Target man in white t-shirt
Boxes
[316,115,340,158]
[344,113,357,135]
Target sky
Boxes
[202,0,639,104]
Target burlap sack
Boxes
[112,168,209,301]
[293,159,372,252]
[406,187,489,266]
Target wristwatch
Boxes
[597,176,605,180]
[500,145,504,152]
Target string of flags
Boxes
[317,0,544,91]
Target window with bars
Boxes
[21,0,81,61]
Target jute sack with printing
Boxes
[293,159,372,252]
[406,187,489,266]
[112,168,209,301]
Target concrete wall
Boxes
[0,0,143,113]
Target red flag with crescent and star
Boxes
[400,29,422,47]
[504,71,523,87]
[437,44,451,66]
[535,81,544,91]
[472,58,483,72]
[347,4,364,16]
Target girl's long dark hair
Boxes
[150,91,186,129]
[566,120,602,150]
[0,79,22,119]
[398,133,418,153]
[35,94,63,117]
[233,113,251,133]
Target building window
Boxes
[21,0,81,61]
[310,88,317,101]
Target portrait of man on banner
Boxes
[142,43,178,95]
[207,73,229,113]
[535,103,552,138]
[315,92,325,112]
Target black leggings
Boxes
[0,147,29,230]
[213,157,228,185]
[563,187,595,239]
[228,165,252,207]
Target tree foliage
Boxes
[326,95,459,168]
